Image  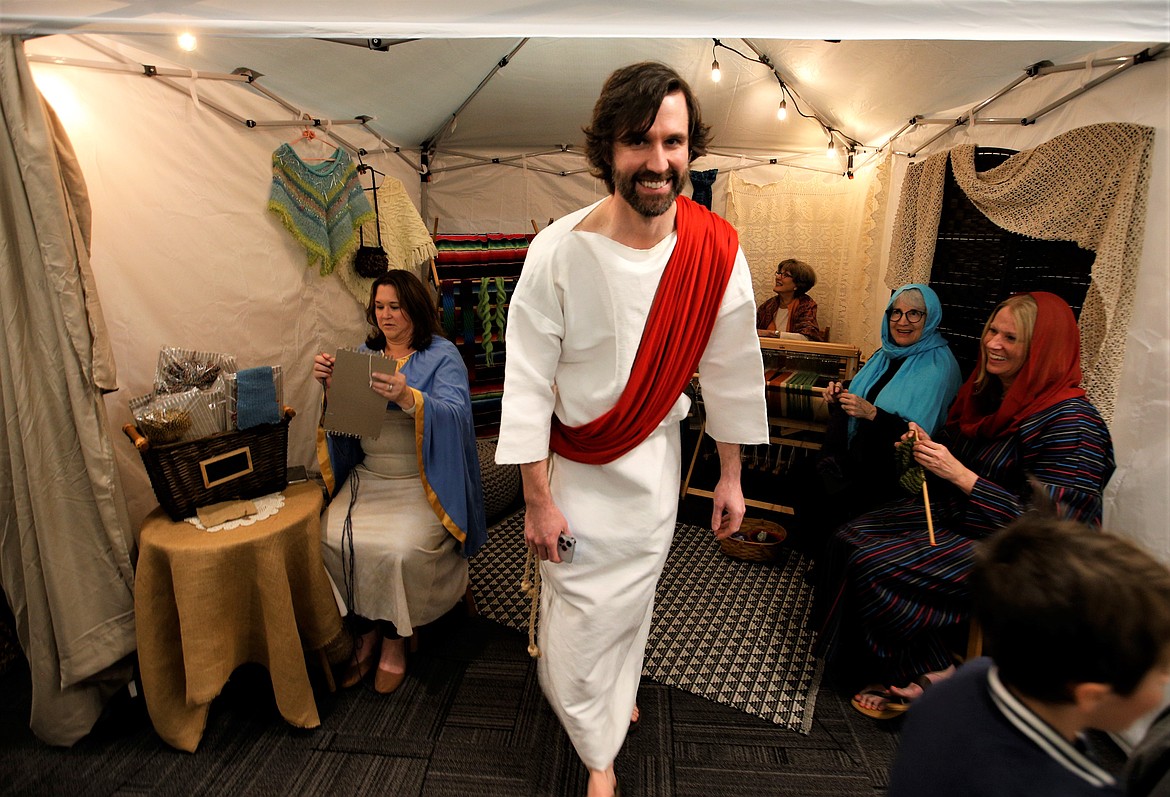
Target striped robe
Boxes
[817,397,1114,684]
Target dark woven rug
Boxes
[471,510,823,733]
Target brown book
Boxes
[322,349,397,439]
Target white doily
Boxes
[184,491,286,532]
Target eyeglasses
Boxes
[887,308,926,323]
[776,270,793,279]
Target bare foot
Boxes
[853,683,898,713]
[373,636,407,694]
[889,665,956,701]
[357,628,380,659]
[340,629,382,689]
[378,636,406,675]
[585,766,616,797]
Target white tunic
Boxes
[321,408,468,637]
[496,200,768,769]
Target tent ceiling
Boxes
[31,34,1144,157]
[8,4,1166,159]
[2,1,1167,41]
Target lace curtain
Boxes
[886,123,1155,423]
[726,169,882,351]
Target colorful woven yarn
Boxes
[441,280,457,338]
[267,143,374,276]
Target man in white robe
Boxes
[496,62,768,797]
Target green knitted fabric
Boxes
[895,439,926,494]
[492,277,507,344]
[477,277,495,366]
[267,143,374,276]
[476,277,510,367]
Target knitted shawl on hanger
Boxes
[267,143,374,276]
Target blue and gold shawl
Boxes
[316,337,487,557]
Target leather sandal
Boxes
[850,687,910,720]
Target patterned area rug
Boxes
[470,510,823,733]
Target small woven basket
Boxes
[718,518,787,563]
[123,407,294,521]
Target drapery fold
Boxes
[886,123,1155,423]
[0,35,136,746]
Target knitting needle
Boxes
[913,429,938,546]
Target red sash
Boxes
[548,195,739,464]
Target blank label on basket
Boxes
[322,349,397,439]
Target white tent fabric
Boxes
[2,1,1167,41]
[19,36,1146,161]
[18,30,1167,560]
[3,1,1168,742]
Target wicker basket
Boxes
[123,407,295,521]
[718,518,787,563]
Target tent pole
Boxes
[25,54,253,82]
[65,35,425,172]
[1023,56,1147,124]
[422,38,529,154]
[890,46,1164,155]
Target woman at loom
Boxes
[817,284,962,524]
[817,292,1114,720]
[313,270,487,694]
[756,258,825,341]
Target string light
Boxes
[177,32,197,51]
[707,38,866,159]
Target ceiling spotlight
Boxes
[710,58,721,83]
[177,32,197,52]
[826,134,837,158]
[776,100,787,121]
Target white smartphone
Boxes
[556,531,576,563]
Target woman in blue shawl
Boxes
[313,270,486,695]
[816,284,962,524]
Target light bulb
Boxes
[826,137,836,158]
[711,59,721,83]
[177,32,197,52]
[776,100,787,121]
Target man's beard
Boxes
[614,168,687,218]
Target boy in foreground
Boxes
[888,511,1170,796]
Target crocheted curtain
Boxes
[726,170,879,349]
[336,174,438,307]
[886,123,1155,423]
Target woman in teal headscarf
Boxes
[817,284,962,522]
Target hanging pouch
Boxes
[354,163,390,278]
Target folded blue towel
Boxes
[236,366,280,429]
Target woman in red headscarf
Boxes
[816,293,1115,719]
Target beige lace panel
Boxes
[726,171,873,348]
[886,123,1155,423]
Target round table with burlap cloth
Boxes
[134,481,342,752]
